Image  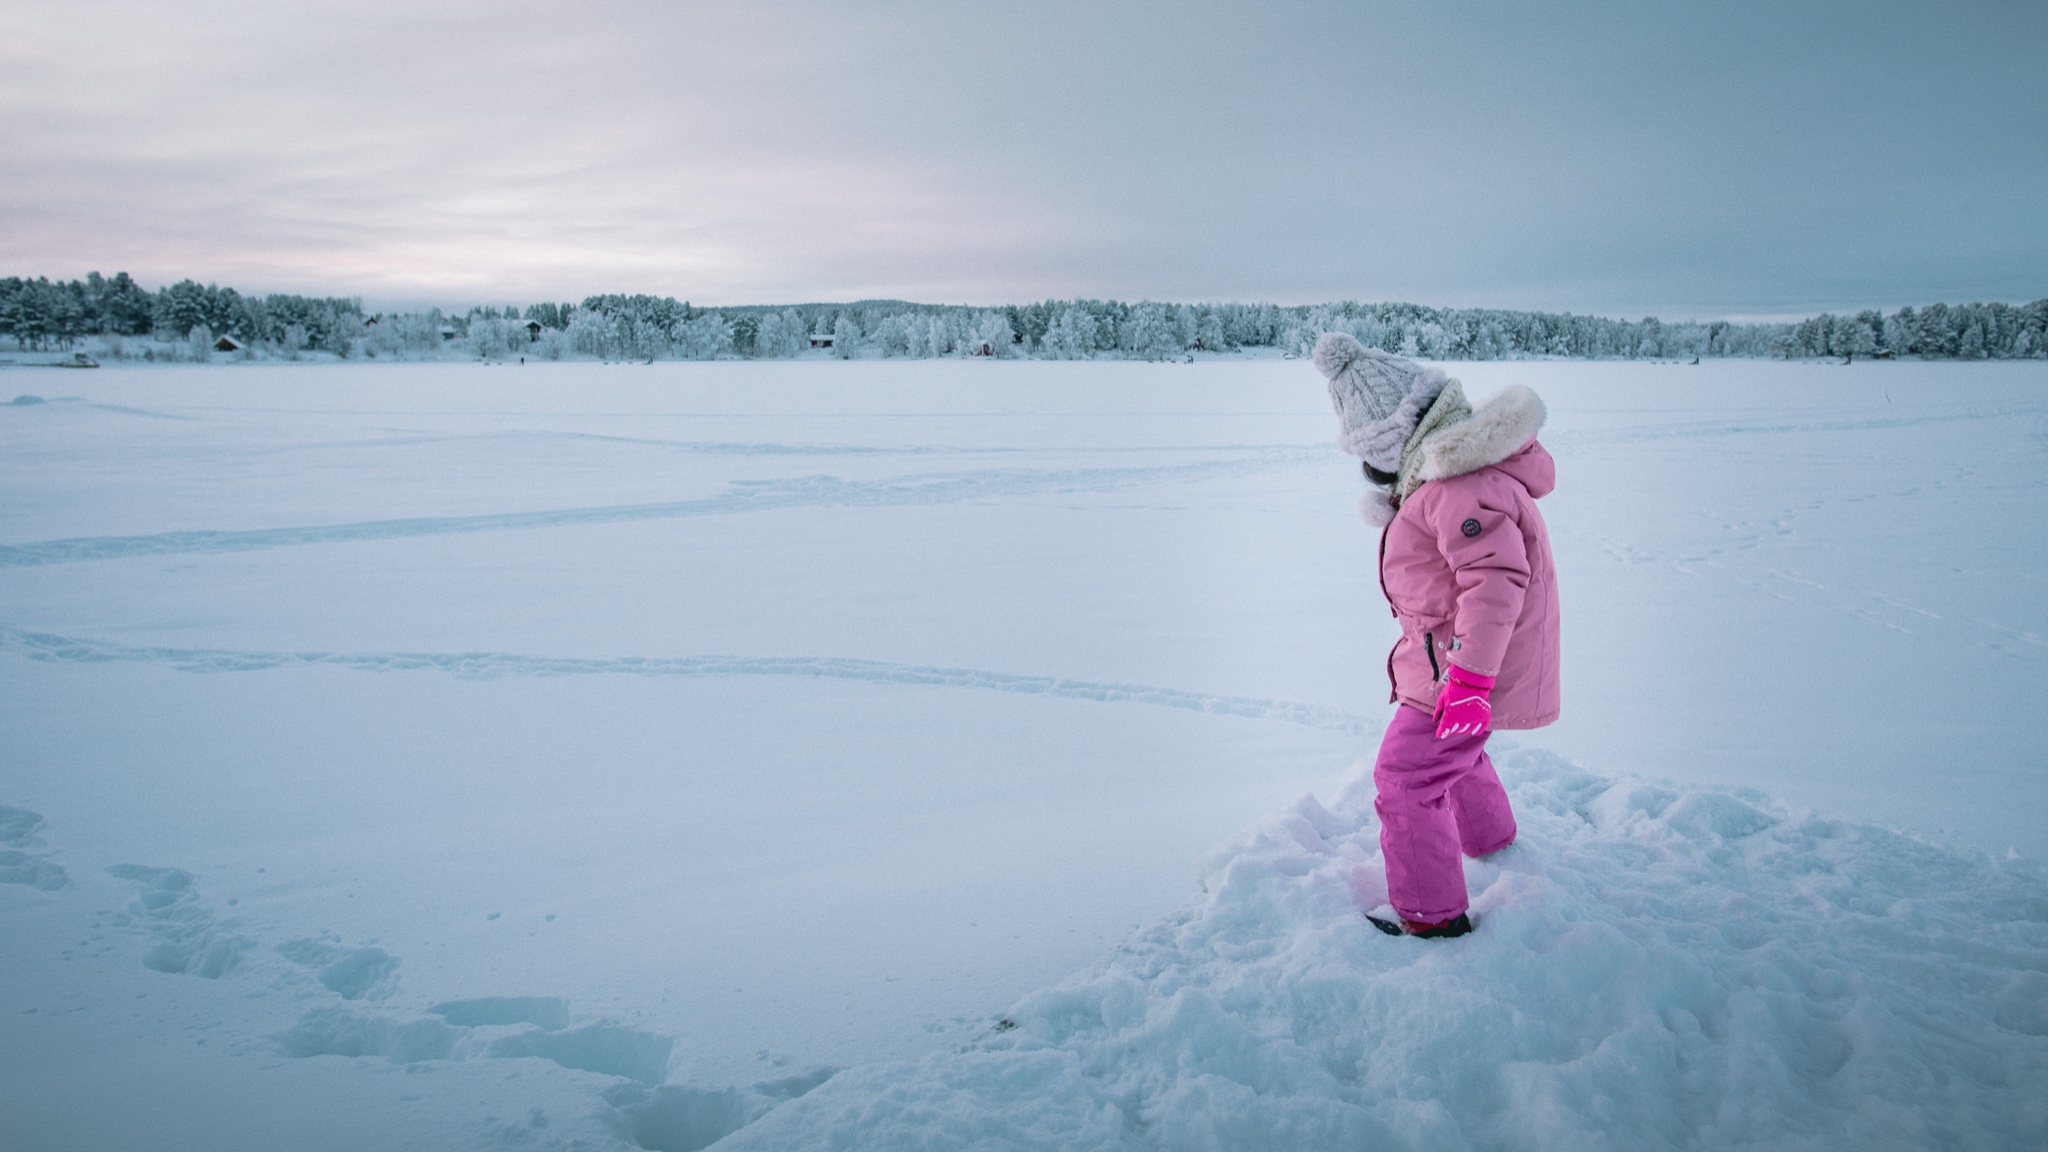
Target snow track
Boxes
[0,626,1377,735]
[5,822,827,1147]
[1547,403,2048,450]
[0,452,1319,568]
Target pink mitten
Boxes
[1434,665,1496,739]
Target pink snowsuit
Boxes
[1372,388,1560,923]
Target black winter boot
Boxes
[1366,912,1474,939]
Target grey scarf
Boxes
[1393,379,1473,500]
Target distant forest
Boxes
[2,272,2042,363]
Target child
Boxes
[1313,333,1560,939]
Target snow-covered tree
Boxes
[676,312,734,359]
[1843,314,1879,361]
[567,308,622,358]
[969,311,1013,357]
[1121,302,1185,360]
[1949,317,1982,358]
[753,309,807,358]
[1040,307,1099,359]
[1883,312,1914,356]
[923,314,962,356]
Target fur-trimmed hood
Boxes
[1415,383,1547,487]
[1359,384,1549,526]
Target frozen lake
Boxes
[3,357,2044,1149]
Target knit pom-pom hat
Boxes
[1311,332,1450,473]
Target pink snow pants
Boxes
[1374,704,1518,923]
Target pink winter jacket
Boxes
[1377,386,1561,729]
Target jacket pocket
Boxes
[1388,613,1452,708]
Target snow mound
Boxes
[719,749,2048,1150]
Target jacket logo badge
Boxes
[1460,518,1482,537]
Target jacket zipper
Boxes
[1377,525,1393,610]
[1424,631,1441,682]
[1379,527,1399,702]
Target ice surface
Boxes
[1,358,2044,1148]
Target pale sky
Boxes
[2,0,2042,316]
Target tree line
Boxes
[1776,301,2045,361]
[2,272,2041,362]
[0,273,365,356]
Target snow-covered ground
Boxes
[1,358,2043,1150]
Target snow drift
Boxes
[713,746,2048,1150]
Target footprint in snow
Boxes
[0,806,69,891]
[276,936,401,1000]
[279,997,677,1085]
[104,863,253,978]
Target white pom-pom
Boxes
[1312,331,1365,379]
[1359,489,1397,527]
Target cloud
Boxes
[1,0,2042,313]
